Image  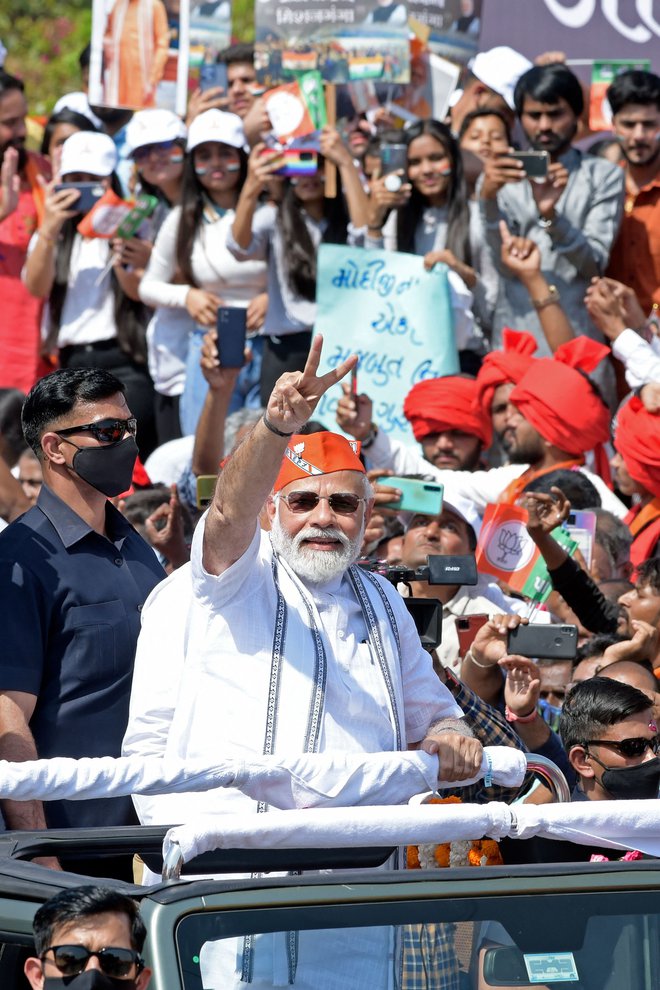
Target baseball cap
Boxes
[470,46,533,110]
[125,109,187,155]
[52,92,104,130]
[59,131,118,178]
[187,109,246,152]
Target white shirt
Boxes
[123,519,462,828]
[611,327,660,390]
[26,234,117,348]
[365,429,627,519]
[139,206,267,393]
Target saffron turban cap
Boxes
[475,328,538,420]
[273,431,365,493]
[614,396,660,499]
[509,337,611,455]
[403,376,492,447]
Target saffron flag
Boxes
[476,504,577,604]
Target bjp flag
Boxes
[476,504,577,604]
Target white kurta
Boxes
[124,516,462,988]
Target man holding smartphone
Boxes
[478,62,624,361]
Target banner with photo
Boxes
[408,0,482,64]
[88,0,230,116]
[255,0,411,88]
[314,244,458,447]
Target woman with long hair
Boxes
[23,130,158,457]
[227,126,370,402]
[40,107,99,175]
[139,109,268,436]
[367,119,495,371]
[123,109,189,444]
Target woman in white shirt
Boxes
[139,109,268,437]
[123,109,189,444]
[23,130,159,457]
[367,119,495,373]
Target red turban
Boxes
[475,328,538,420]
[615,396,660,498]
[509,337,611,455]
[403,376,492,446]
[273,431,364,493]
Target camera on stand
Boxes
[358,555,478,651]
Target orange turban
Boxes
[403,376,492,447]
[273,431,365,493]
[509,337,611,455]
[615,396,660,498]
[475,328,538,420]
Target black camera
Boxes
[359,555,478,650]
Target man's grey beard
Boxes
[270,512,365,585]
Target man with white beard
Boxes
[124,337,480,988]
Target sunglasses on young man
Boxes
[277,491,367,515]
[56,417,138,445]
[583,736,660,759]
[41,944,144,979]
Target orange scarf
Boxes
[499,458,585,506]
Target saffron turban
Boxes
[273,431,364,493]
[509,337,611,455]
[475,328,538,420]
[403,376,492,447]
[615,396,660,499]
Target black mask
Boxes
[65,435,139,497]
[44,972,137,990]
[600,756,660,801]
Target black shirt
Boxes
[0,485,165,828]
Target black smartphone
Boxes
[216,306,247,368]
[380,143,408,175]
[199,60,228,93]
[509,150,549,179]
[507,623,578,660]
[53,181,104,215]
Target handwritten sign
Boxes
[314,244,458,446]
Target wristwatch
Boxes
[361,425,378,450]
[531,284,560,311]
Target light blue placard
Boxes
[313,244,459,445]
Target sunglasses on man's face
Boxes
[42,944,143,979]
[278,491,366,515]
[56,417,137,444]
[584,736,660,759]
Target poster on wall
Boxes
[88,0,231,116]
[254,0,411,88]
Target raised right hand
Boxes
[480,150,525,199]
[266,334,357,436]
[0,146,20,222]
[470,613,529,668]
[41,178,82,238]
[336,381,373,440]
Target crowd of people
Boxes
[0,28,660,984]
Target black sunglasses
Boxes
[584,736,660,759]
[277,491,366,515]
[56,417,137,444]
[42,944,143,978]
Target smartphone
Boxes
[54,181,104,215]
[196,474,218,509]
[507,623,578,660]
[216,306,247,368]
[375,476,443,515]
[258,148,318,178]
[199,60,228,93]
[456,614,489,657]
[509,150,549,179]
[380,143,408,175]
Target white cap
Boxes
[187,109,246,153]
[470,46,533,110]
[52,92,104,130]
[442,492,482,539]
[125,109,187,155]
[59,131,118,178]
